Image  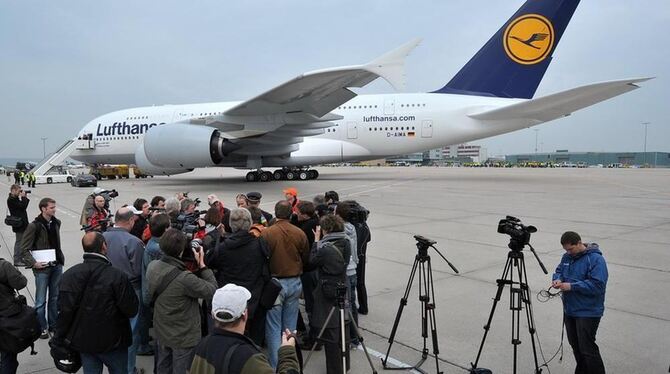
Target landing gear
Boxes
[246,167,320,182]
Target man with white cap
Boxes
[190,284,300,374]
[103,206,145,374]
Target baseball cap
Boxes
[211,284,251,323]
[93,187,106,194]
[125,205,143,215]
[283,187,298,197]
[246,191,262,202]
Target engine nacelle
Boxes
[143,124,239,168]
[135,142,192,176]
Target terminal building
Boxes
[505,151,670,167]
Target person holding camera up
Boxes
[552,231,608,374]
[7,184,29,267]
[146,228,217,373]
[20,197,64,339]
[307,214,352,374]
[85,195,110,233]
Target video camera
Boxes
[80,218,111,233]
[497,215,537,251]
[173,210,205,237]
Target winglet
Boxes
[365,38,421,91]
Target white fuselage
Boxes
[70,92,532,168]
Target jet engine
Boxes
[141,124,240,169]
[134,142,192,176]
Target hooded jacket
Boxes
[552,243,608,317]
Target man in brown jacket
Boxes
[260,200,309,368]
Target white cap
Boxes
[126,205,143,215]
[211,284,251,322]
[93,187,105,194]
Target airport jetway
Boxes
[30,138,80,176]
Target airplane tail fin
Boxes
[434,0,580,99]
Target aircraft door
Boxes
[384,98,395,115]
[421,120,433,138]
[347,122,358,139]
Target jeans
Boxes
[127,288,141,374]
[33,264,62,331]
[13,231,23,265]
[356,244,369,313]
[155,340,195,374]
[564,315,606,374]
[265,276,302,368]
[348,274,359,344]
[80,347,128,374]
[0,350,18,374]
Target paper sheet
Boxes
[31,249,56,263]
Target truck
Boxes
[91,165,152,180]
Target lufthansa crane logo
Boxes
[503,14,554,65]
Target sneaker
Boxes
[40,330,49,339]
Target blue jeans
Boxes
[80,347,128,374]
[265,277,302,368]
[33,264,62,331]
[127,288,141,374]
[0,350,18,374]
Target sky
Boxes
[1,0,668,159]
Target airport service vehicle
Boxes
[69,0,648,181]
[36,167,74,184]
[70,174,98,187]
[91,165,150,180]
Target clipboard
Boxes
[31,249,56,263]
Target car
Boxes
[70,173,98,187]
[35,167,74,184]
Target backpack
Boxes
[0,291,41,354]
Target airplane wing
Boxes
[468,78,652,122]
[223,38,421,118]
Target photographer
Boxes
[146,228,217,373]
[80,187,118,226]
[85,195,110,233]
[343,200,371,315]
[20,197,64,339]
[552,231,608,374]
[7,184,29,266]
[307,214,351,374]
[334,202,359,346]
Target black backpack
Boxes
[0,291,41,354]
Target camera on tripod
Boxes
[497,215,536,251]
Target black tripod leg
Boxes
[471,256,513,369]
[348,309,379,374]
[426,258,443,374]
[519,257,543,374]
[304,306,336,368]
[383,256,420,367]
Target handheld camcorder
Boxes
[497,215,536,251]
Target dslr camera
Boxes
[497,215,536,251]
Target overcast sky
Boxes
[1,0,668,159]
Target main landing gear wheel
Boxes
[273,170,284,180]
[245,171,257,182]
[308,170,319,179]
[259,171,272,182]
[298,171,309,180]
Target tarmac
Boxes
[1,166,668,374]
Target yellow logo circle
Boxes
[503,14,554,65]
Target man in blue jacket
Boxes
[552,231,608,374]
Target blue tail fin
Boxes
[434,0,580,99]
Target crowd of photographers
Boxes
[1,185,372,374]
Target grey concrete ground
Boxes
[1,166,668,373]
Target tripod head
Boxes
[413,235,459,274]
[335,282,348,309]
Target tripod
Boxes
[304,284,378,374]
[382,235,459,374]
[470,243,548,374]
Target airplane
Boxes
[69,0,649,182]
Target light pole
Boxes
[642,122,650,166]
[534,129,539,154]
[41,137,47,159]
